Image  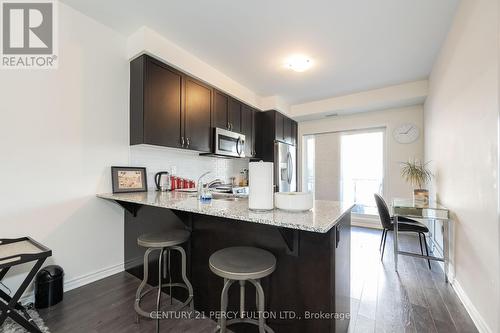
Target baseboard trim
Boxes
[64,262,125,292]
[451,278,492,333]
[21,262,124,304]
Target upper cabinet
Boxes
[130,54,274,157]
[255,110,298,161]
[130,54,211,152]
[271,111,297,145]
[275,112,285,142]
[130,55,183,148]
[228,98,242,133]
[283,116,292,144]
[184,77,212,152]
[291,120,298,146]
[241,104,256,157]
[213,90,230,130]
[213,89,245,135]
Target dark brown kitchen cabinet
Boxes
[241,104,255,157]
[275,111,285,142]
[183,77,212,152]
[255,110,298,167]
[213,90,243,134]
[335,215,351,333]
[228,98,242,133]
[284,117,292,144]
[213,89,230,130]
[251,108,258,157]
[130,55,183,148]
[130,54,212,152]
[291,120,298,146]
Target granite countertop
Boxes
[97,191,354,233]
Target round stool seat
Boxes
[209,246,276,280]
[137,229,190,248]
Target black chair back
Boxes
[374,193,392,229]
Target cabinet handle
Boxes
[186,137,190,148]
[181,136,185,147]
[336,226,340,248]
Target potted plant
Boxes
[400,159,433,204]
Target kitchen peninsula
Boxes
[97,191,353,333]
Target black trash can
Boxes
[35,265,64,309]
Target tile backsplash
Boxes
[129,145,249,189]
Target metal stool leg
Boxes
[239,280,246,319]
[156,249,164,333]
[171,245,194,310]
[167,250,173,305]
[250,279,266,333]
[219,279,234,333]
[135,248,155,323]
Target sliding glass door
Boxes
[340,130,384,214]
[302,128,385,216]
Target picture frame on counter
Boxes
[111,166,148,193]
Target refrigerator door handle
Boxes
[287,151,293,184]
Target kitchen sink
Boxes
[211,193,245,201]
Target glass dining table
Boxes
[392,198,451,282]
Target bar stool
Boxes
[209,246,276,333]
[134,229,194,332]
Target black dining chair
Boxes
[374,193,431,269]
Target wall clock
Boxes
[393,123,419,144]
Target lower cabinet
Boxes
[335,215,351,333]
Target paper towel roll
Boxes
[249,161,274,211]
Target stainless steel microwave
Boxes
[213,127,245,158]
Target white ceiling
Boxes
[61,0,459,105]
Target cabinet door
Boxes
[241,104,253,157]
[275,112,285,142]
[335,217,351,333]
[251,109,257,157]
[213,90,229,130]
[184,77,212,152]
[144,57,183,147]
[229,98,242,133]
[291,120,298,146]
[284,117,292,144]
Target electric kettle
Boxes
[155,171,170,191]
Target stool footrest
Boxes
[134,283,193,318]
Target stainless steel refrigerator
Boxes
[275,141,296,192]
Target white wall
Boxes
[0,3,129,292]
[424,0,499,332]
[299,105,424,216]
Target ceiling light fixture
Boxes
[285,55,313,72]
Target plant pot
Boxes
[413,189,429,204]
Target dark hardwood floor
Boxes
[349,227,477,333]
[35,227,477,333]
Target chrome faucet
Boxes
[197,171,211,198]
